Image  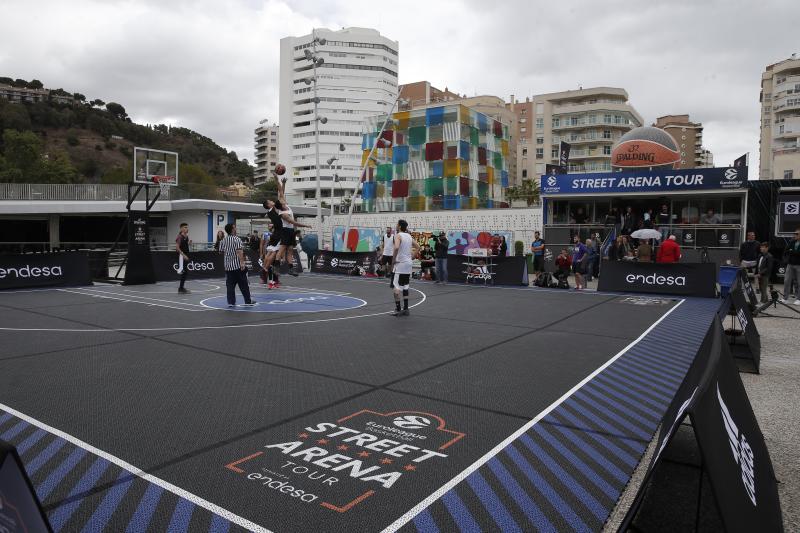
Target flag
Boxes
[559,141,571,169]
[733,154,747,168]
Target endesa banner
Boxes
[540,166,747,195]
[0,252,91,290]
[598,260,717,298]
[312,251,376,275]
[151,251,224,281]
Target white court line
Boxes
[381,298,686,533]
[0,288,427,332]
[198,292,368,313]
[57,288,210,312]
[0,402,271,533]
[120,283,222,294]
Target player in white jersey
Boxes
[390,219,419,316]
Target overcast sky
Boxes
[2,0,798,174]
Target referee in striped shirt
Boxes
[219,223,255,307]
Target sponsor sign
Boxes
[125,211,155,285]
[446,255,528,286]
[540,166,747,195]
[620,319,782,532]
[223,409,465,522]
[312,251,376,276]
[0,252,91,290]
[597,260,717,298]
[0,440,52,532]
[151,251,224,281]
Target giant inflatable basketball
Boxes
[611,126,680,169]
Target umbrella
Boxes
[630,228,662,240]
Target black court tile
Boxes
[158,314,529,386]
[0,305,103,330]
[390,330,632,419]
[0,288,101,309]
[0,337,369,468]
[0,330,138,360]
[153,388,525,533]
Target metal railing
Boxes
[0,183,267,203]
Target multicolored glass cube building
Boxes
[360,104,510,212]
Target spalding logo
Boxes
[393,415,432,430]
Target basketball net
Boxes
[152,176,171,197]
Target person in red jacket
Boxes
[657,235,682,263]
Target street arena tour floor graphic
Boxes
[0,274,722,532]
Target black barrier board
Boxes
[0,440,52,533]
[0,252,91,290]
[446,255,528,286]
[738,268,760,309]
[598,260,717,297]
[727,279,761,373]
[312,251,376,275]
[151,251,225,281]
[691,323,782,532]
[620,320,782,531]
[124,211,155,285]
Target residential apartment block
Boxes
[254,120,279,185]
[760,53,800,180]
[653,115,714,169]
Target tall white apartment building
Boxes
[524,87,643,175]
[760,53,800,180]
[278,27,399,207]
[254,119,279,185]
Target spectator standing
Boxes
[643,208,654,228]
[571,235,588,290]
[780,229,800,304]
[585,239,597,282]
[379,227,395,278]
[756,242,775,304]
[700,208,721,224]
[499,236,508,257]
[739,231,760,269]
[250,230,261,252]
[608,236,621,261]
[434,232,449,285]
[175,222,191,294]
[213,229,225,251]
[621,206,637,235]
[300,232,319,270]
[218,223,255,307]
[656,235,682,263]
[531,231,545,273]
[655,204,672,241]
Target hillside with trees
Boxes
[0,77,254,187]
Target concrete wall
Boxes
[167,210,229,246]
[310,207,543,251]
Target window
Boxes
[522,148,528,156]
[535,148,543,159]
[535,118,544,129]
[551,149,559,158]
[604,114,612,123]
[570,117,579,126]
[552,118,560,127]
[535,163,545,175]
[521,108,527,115]
[764,119,771,127]
[536,137,543,145]
[603,146,611,155]
[603,130,611,139]
[520,127,527,133]
[522,169,528,178]
[785,170,794,179]
[536,103,544,115]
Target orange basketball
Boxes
[275,164,286,176]
[611,126,680,169]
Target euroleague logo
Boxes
[173,261,215,273]
[392,415,432,430]
[724,168,739,180]
[547,176,558,187]
[330,258,339,268]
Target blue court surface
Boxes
[0,274,722,532]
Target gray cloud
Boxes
[1,0,798,172]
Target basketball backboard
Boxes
[133,147,179,186]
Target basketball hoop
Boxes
[152,176,171,197]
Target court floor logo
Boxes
[393,415,431,430]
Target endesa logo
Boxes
[625,273,686,286]
[0,264,63,279]
[172,261,215,273]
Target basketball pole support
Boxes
[106,183,160,280]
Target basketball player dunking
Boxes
[390,219,419,316]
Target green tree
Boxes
[13,78,28,87]
[86,113,116,138]
[505,179,540,206]
[101,165,131,184]
[90,99,105,107]
[73,92,86,102]
[0,77,13,85]
[39,150,79,183]
[0,103,32,131]
[105,102,127,120]
[2,129,42,175]
[179,162,215,187]
[28,79,44,89]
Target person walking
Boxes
[656,235,682,263]
[739,231,760,269]
[756,242,775,304]
[584,238,596,282]
[218,223,255,308]
[780,229,800,304]
[434,231,449,285]
[175,222,191,294]
[571,234,588,290]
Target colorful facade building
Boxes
[360,104,510,212]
